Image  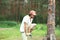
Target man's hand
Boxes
[26,33,31,36]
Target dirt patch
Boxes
[56,37,60,40]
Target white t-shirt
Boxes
[20,15,33,32]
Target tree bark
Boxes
[47,0,56,40]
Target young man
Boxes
[20,10,36,40]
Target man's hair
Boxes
[29,14,32,16]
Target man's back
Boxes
[20,15,33,32]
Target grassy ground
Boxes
[0,21,60,40]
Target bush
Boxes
[0,21,17,28]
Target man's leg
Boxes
[29,23,36,33]
[21,33,27,40]
[28,24,36,36]
[28,28,33,33]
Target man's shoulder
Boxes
[22,15,29,22]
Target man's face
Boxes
[29,10,36,18]
[30,15,35,18]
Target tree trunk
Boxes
[47,0,56,40]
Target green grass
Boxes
[0,27,21,40]
[0,21,60,40]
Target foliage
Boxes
[0,21,17,28]
[0,0,60,26]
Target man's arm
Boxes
[24,22,28,33]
